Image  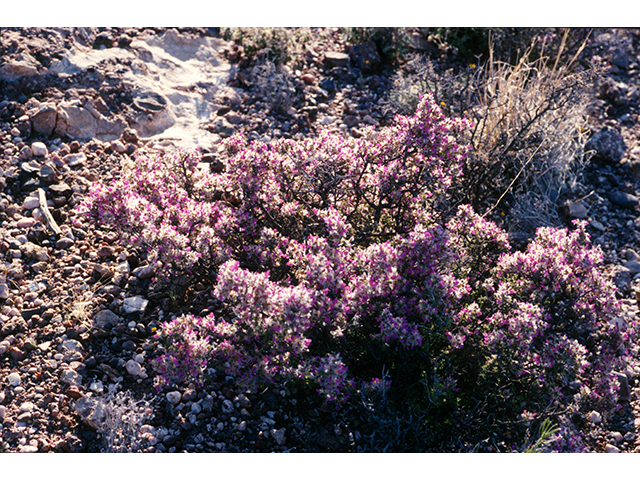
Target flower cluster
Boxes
[82,94,636,449]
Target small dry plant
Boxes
[96,384,153,453]
[385,29,597,241]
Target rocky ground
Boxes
[2,27,640,453]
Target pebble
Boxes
[605,443,620,453]
[222,399,234,413]
[23,196,40,210]
[272,428,286,446]
[589,411,602,424]
[31,142,48,157]
[123,296,148,314]
[166,391,181,405]
[0,405,6,418]
[125,359,142,376]
[8,372,21,386]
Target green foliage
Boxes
[524,418,561,452]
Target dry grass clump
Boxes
[384,30,597,242]
[221,27,313,66]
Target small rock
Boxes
[123,296,148,314]
[614,372,631,403]
[563,201,588,218]
[589,410,602,424]
[610,265,632,291]
[31,142,48,157]
[31,103,58,136]
[125,359,142,376]
[55,237,75,249]
[7,372,21,386]
[608,191,639,208]
[166,391,181,405]
[222,399,234,413]
[110,140,126,153]
[612,431,623,443]
[93,309,120,329]
[0,405,6,418]
[66,385,82,399]
[272,427,286,446]
[605,443,620,453]
[0,284,9,300]
[63,153,87,167]
[23,196,40,210]
[60,369,82,386]
[624,260,640,274]
[586,126,627,163]
[74,396,108,429]
[324,51,350,68]
[132,262,159,279]
[20,145,33,160]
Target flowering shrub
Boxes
[82,93,635,450]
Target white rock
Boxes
[605,443,620,453]
[589,411,602,424]
[8,372,21,386]
[23,196,40,210]
[166,391,181,405]
[613,431,623,443]
[111,140,126,153]
[126,359,142,376]
[20,401,36,413]
[0,340,10,354]
[123,296,148,314]
[31,142,48,157]
[0,405,6,418]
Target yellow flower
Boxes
[469,63,476,69]
[440,102,446,107]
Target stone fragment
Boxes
[31,103,58,136]
[125,359,142,376]
[166,391,181,405]
[608,191,639,208]
[586,126,627,163]
[60,369,82,386]
[605,444,620,453]
[563,201,588,218]
[0,283,9,300]
[123,296,148,314]
[610,265,632,291]
[7,372,21,386]
[62,153,87,167]
[66,385,83,399]
[93,310,120,328]
[23,196,40,210]
[74,396,107,429]
[31,142,48,157]
[132,262,159,279]
[272,427,287,446]
[625,260,640,274]
[324,51,350,68]
[53,236,74,250]
[589,410,602,424]
[614,372,631,403]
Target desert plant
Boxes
[384,30,596,242]
[81,94,635,451]
[221,27,311,66]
